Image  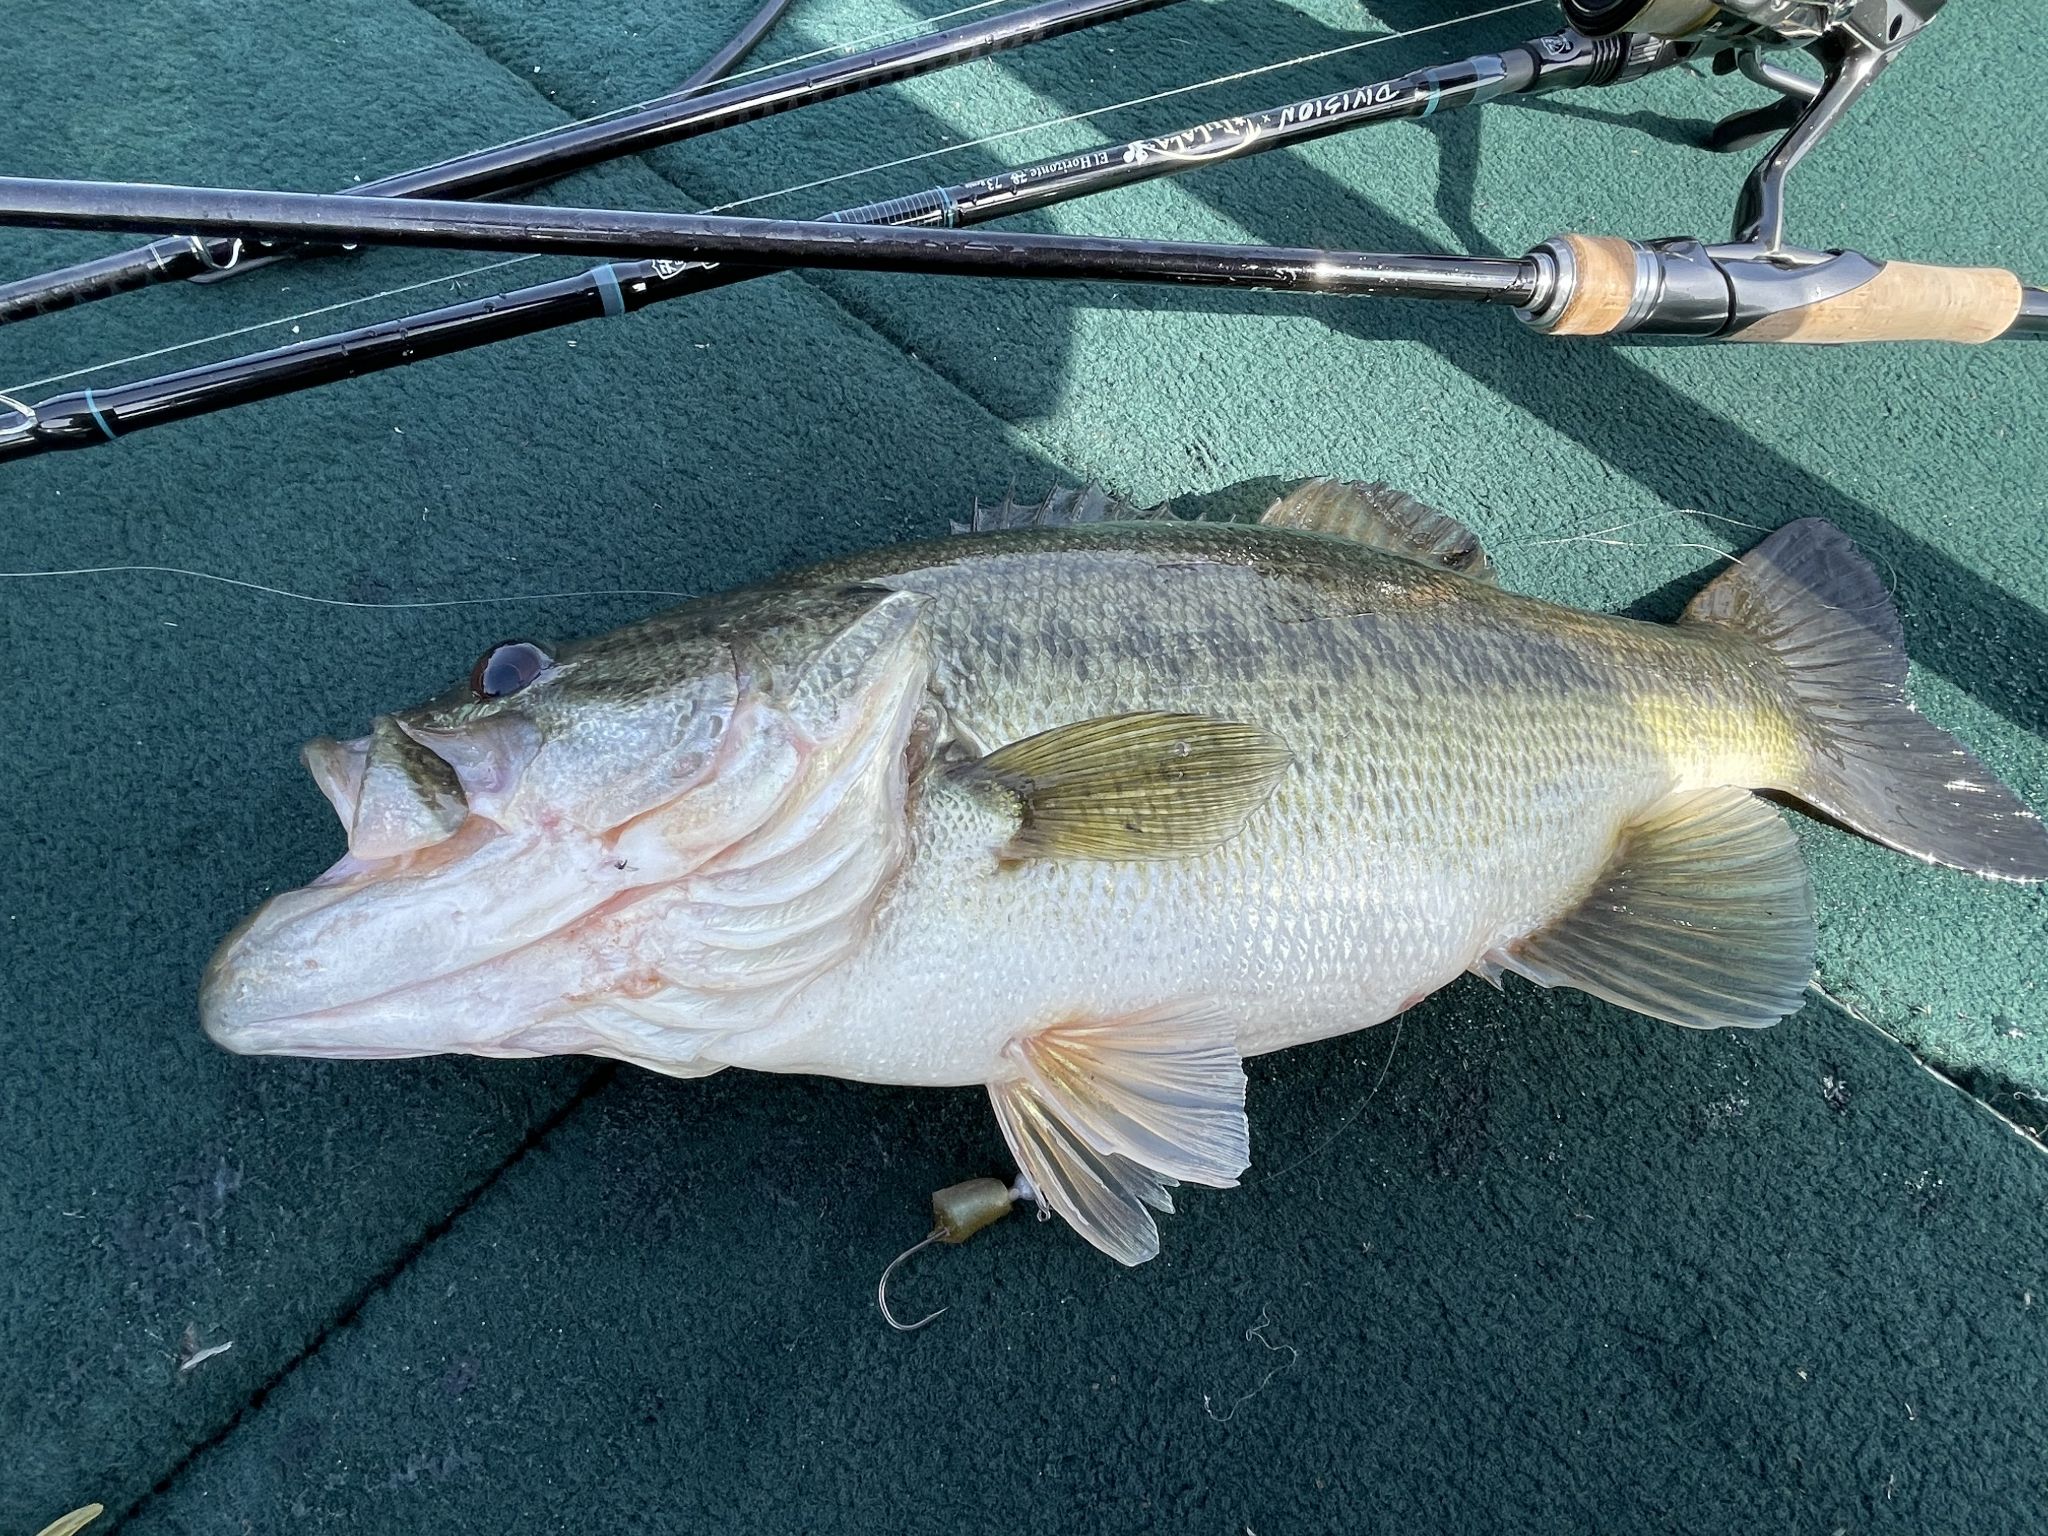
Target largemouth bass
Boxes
[201,482,2048,1263]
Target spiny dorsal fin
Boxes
[989,1002,1249,1265]
[1260,478,1495,582]
[956,480,1176,535]
[958,711,1291,862]
[1489,787,1815,1030]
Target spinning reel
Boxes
[1563,0,1943,250]
[1514,0,2035,342]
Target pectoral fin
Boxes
[1490,787,1816,1030]
[960,712,1291,862]
[989,1003,1250,1265]
[1261,478,1495,582]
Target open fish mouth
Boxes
[200,586,933,1067]
[197,792,655,1060]
[199,697,712,1060]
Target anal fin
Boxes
[989,1003,1250,1266]
[1260,478,1495,582]
[1491,787,1815,1030]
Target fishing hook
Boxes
[876,1174,1033,1332]
[877,1228,951,1332]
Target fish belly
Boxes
[722,533,1724,1085]
[729,713,1655,1086]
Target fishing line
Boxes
[0,564,699,610]
[454,0,1022,166]
[1501,508,1756,573]
[5,258,546,394]
[1250,1016,1402,1186]
[1507,507,1777,549]
[0,515,1865,622]
[1531,536,1747,562]
[2,0,1542,397]
[720,0,1549,213]
[1201,1310,1299,1424]
[0,515,1787,619]
[1506,506,1907,610]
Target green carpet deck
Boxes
[3,2,2044,1530]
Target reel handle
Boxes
[1523,232,2029,343]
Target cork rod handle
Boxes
[1539,233,2026,343]
[1538,233,1640,337]
[1733,259,2025,344]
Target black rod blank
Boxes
[0,178,1539,300]
[0,0,1179,324]
[0,32,1633,462]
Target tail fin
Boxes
[1683,519,2048,883]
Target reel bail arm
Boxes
[1563,1,1948,252]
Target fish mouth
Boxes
[201,717,656,1059]
[203,587,930,1067]
[199,692,781,1063]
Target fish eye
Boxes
[470,640,552,700]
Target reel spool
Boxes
[1560,1,1862,45]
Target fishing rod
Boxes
[674,0,802,98]
[0,23,1679,461]
[0,177,1537,297]
[4,131,2040,319]
[1,2,2038,467]
[0,0,1178,325]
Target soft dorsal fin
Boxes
[957,711,1292,862]
[1260,478,1495,582]
[1485,787,1815,1030]
[989,1002,1250,1265]
[956,481,1175,535]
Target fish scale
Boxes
[728,522,1770,1081]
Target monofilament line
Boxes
[0,564,700,610]
[3,0,1543,396]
